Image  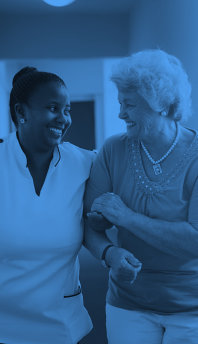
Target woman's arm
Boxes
[91,190,198,259]
[83,218,113,260]
[122,211,198,259]
[83,139,142,281]
[83,219,142,283]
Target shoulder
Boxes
[103,133,128,147]
[100,133,128,157]
[187,130,198,164]
[60,141,94,158]
[182,130,198,193]
[59,141,95,168]
[0,132,15,152]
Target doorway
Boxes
[64,100,95,150]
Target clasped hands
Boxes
[87,192,133,230]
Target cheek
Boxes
[29,110,50,124]
[38,111,54,126]
[140,115,154,136]
[128,108,138,120]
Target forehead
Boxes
[28,81,70,105]
[118,88,142,103]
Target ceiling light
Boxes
[42,0,75,7]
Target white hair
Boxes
[111,49,192,122]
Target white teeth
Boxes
[49,127,62,134]
[127,122,136,127]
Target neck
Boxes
[142,120,178,150]
[17,131,54,167]
[142,121,179,160]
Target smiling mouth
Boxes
[49,127,63,136]
[126,121,136,127]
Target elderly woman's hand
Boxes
[90,192,133,228]
[105,246,142,284]
[86,211,113,232]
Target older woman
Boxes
[84,50,198,344]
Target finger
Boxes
[125,254,142,268]
[130,274,138,284]
[86,212,103,219]
[120,257,137,273]
[121,258,141,281]
[91,203,103,212]
[106,192,121,200]
[96,193,110,201]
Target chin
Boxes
[43,137,61,150]
[51,137,62,146]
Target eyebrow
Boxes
[118,98,135,103]
[48,101,71,108]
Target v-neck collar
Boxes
[10,131,61,196]
[12,131,61,171]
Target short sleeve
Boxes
[83,140,113,213]
[188,177,198,230]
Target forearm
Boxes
[83,219,113,260]
[123,210,198,259]
[83,218,142,281]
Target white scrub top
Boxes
[0,132,93,344]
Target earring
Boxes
[161,110,167,117]
[20,118,25,124]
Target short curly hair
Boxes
[110,49,192,123]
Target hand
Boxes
[86,211,113,232]
[105,246,142,284]
[91,192,133,228]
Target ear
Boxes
[14,103,27,124]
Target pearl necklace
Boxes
[140,123,179,175]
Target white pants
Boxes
[106,303,198,344]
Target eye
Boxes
[64,108,71,116]
[126,104,136,108]
[48,105,57,112]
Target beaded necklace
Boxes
[140,123,179,175]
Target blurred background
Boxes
[0,0,198,342]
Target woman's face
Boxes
[118,88,158,140]
[18,81,71,151]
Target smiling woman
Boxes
[10,67,71,149]
[118,89,156,139]
[9,67,73,195]
[0,66,94,344]
[84,50,198,344]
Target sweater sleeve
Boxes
[83,139,113,213]
[188,176,198,230]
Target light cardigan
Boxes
[0,132,93,344]
[85,131,198,314]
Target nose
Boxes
[55,112,72,132]
[119,112,127,120]
[56,110,71,125]
[119,105,128,120]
